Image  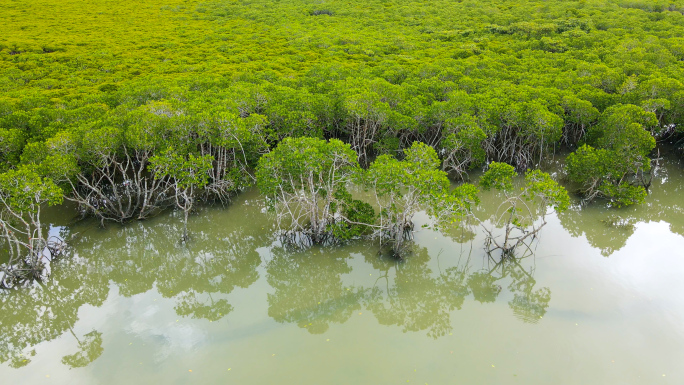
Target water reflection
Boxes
[0,256,109,368]
[558,155,683,256]
[61,330,104,369]
[265,242,552,339]
[364,246,469,338]
[267,246,367,334]
[493,258,551,323]
[559,208,638,256]
[77,207,267,322]
[1,154,681,374]
[0,200,269,368]
[2,223,555,371]
[369,247,551,337]
[467,271,501,304]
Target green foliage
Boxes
[256,137,359,199]
[452,183,481,210]
[441,115,488,174]
[566,104,656,206]
[524,169,570,213]
[598,181,648,208]
[479,162,517,192]
[328,189,375,240]
[256,137,362,242]
[478,162,569,255]
[481,162,569,214]
[0,128,25,171]
[0,0,680,223]
[0,167,64,287]
[589,104,658,146]
[150,150,213,191]
[0,167,63,212]
[150,149,214,239]
[368,142,449,198]
[366,142,475,255]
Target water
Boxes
[1,153,683,384]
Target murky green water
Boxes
[1,153,683,384]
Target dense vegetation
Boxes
[1,0,683,284]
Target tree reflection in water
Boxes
[365,247,470,339]
[61,330,104,369]
[484,256,551,324]
[1,205,555,370]
[74,212,264,322]
[366,246,551,337]
[0,256,109,368]
[267,246,367,334]
[467,271,501,304]
[1,207,267,368]
[558,154,684,257]
[265,243,552,339]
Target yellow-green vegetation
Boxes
[2,0,684,102]
[0,0,216,100]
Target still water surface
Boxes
[1,155,683,384]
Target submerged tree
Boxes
[479,162,569,258]
[256,137,370,245]
[0,168,65,288]
[364,142,478,257]
[150,150,213,241]
[566,104,657,207]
